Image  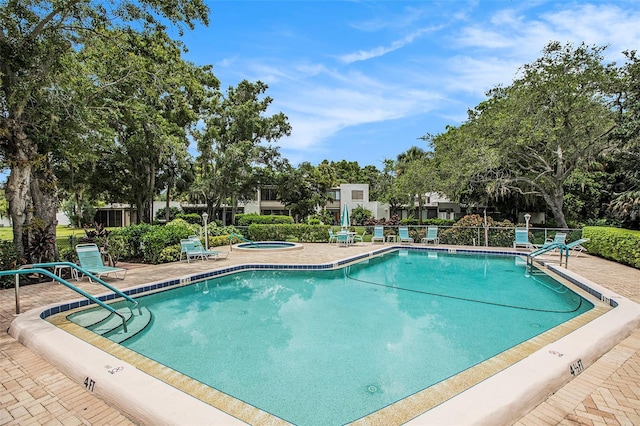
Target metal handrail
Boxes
[27,261,139,308]
[0,267,130,332]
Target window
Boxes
[351,190,364,201]
[327,190,340,201]
[260,188,278,201]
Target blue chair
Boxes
[328,229,337,244]
[535,233,567,250]
[421,226,439,245]
[513,227,533,249]
[336,231,351,247]
[398,227,414,244]
[352,230,366,245]
[371,226,385,244]
[75,243,127,281]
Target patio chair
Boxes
[563,238,589,257]
[182,238,228,262]
[535,232,567,251]
[371,226,385,244]
[421,226,439,245]
[398,226,414,244]
[328,229,338,244]
[336,231,352,247]
[75,243,127,281]
[352,230,366,245]
[513,227,533,249]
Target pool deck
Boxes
[1,242,640,425]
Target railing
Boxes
[0,262,140,333]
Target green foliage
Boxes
[156,207,184,222]
[350,205,372,225]
[439,214,515,247]
[0,241,19,289]
[26,224,57,263]
[139,220,199,264]
[247,224,331,242]
[582,226,640,269]
[60,199,96,228]
[158,244,182,263]
[308,217,321,225]
[236,214,294,226]
[176,213,203,225]
[110,223,156,259]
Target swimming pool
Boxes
[234,241,303,251]
[12,246,640,424]
[115,251,592,425]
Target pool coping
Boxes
[8,246,640,425]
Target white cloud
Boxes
[338,26,440,64]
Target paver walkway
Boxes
[1,243,639,425]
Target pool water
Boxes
[122,250,593,425]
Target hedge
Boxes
[582,226,640,269]
[236,214,294,226]
[247,224,330,242]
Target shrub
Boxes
[176,213,203,225]
[351,205,372,225]
[582,226,640,269]
[247,224,330,242]
[140,219,200,264]
[439,214,515,247]
[110,223,155,260]
[236,214,294,226]
[0,240,19,289]
[155,206,183,222]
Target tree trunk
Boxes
[541,188,568,228]
[4,120,59,262]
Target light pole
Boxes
[524,213,531,233]
[202,212,209,250]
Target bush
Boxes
[176,213,203,225]
[582,226,640,269]
[140,219,200,264]
[439,214,515,247]
[155,206,183,222]
[110,223,155,260]
[236,214,294,226]
[247,224,330,242]
[0,240,19,289]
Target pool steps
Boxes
[67,305,153,344]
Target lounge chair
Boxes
[328,229,337,244]
[352,230,366,245]
[535,232,567,250]
[421,226,439,245]
[181,239,228,262]
[75,243,127,281]
[513,227,533,249]
[564,238,589,257]
[371,226,385,244]
[398,227,414,244]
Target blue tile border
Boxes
[39,246,612,319]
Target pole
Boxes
[14,274,20,314]
[202,212,209,250]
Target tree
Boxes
[0,0,209,260]
[395,147,435,223]
[607,51,640,228]
[275,161,335,222]
[431,42,617,228]
[195,80,290,223]
[82,29,216,224]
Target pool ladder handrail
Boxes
[228,233,256,251]
[526,243,564,269]
[1,262,139,333]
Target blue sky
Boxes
[177,0,640,170]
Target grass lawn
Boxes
[0,226,89,241]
